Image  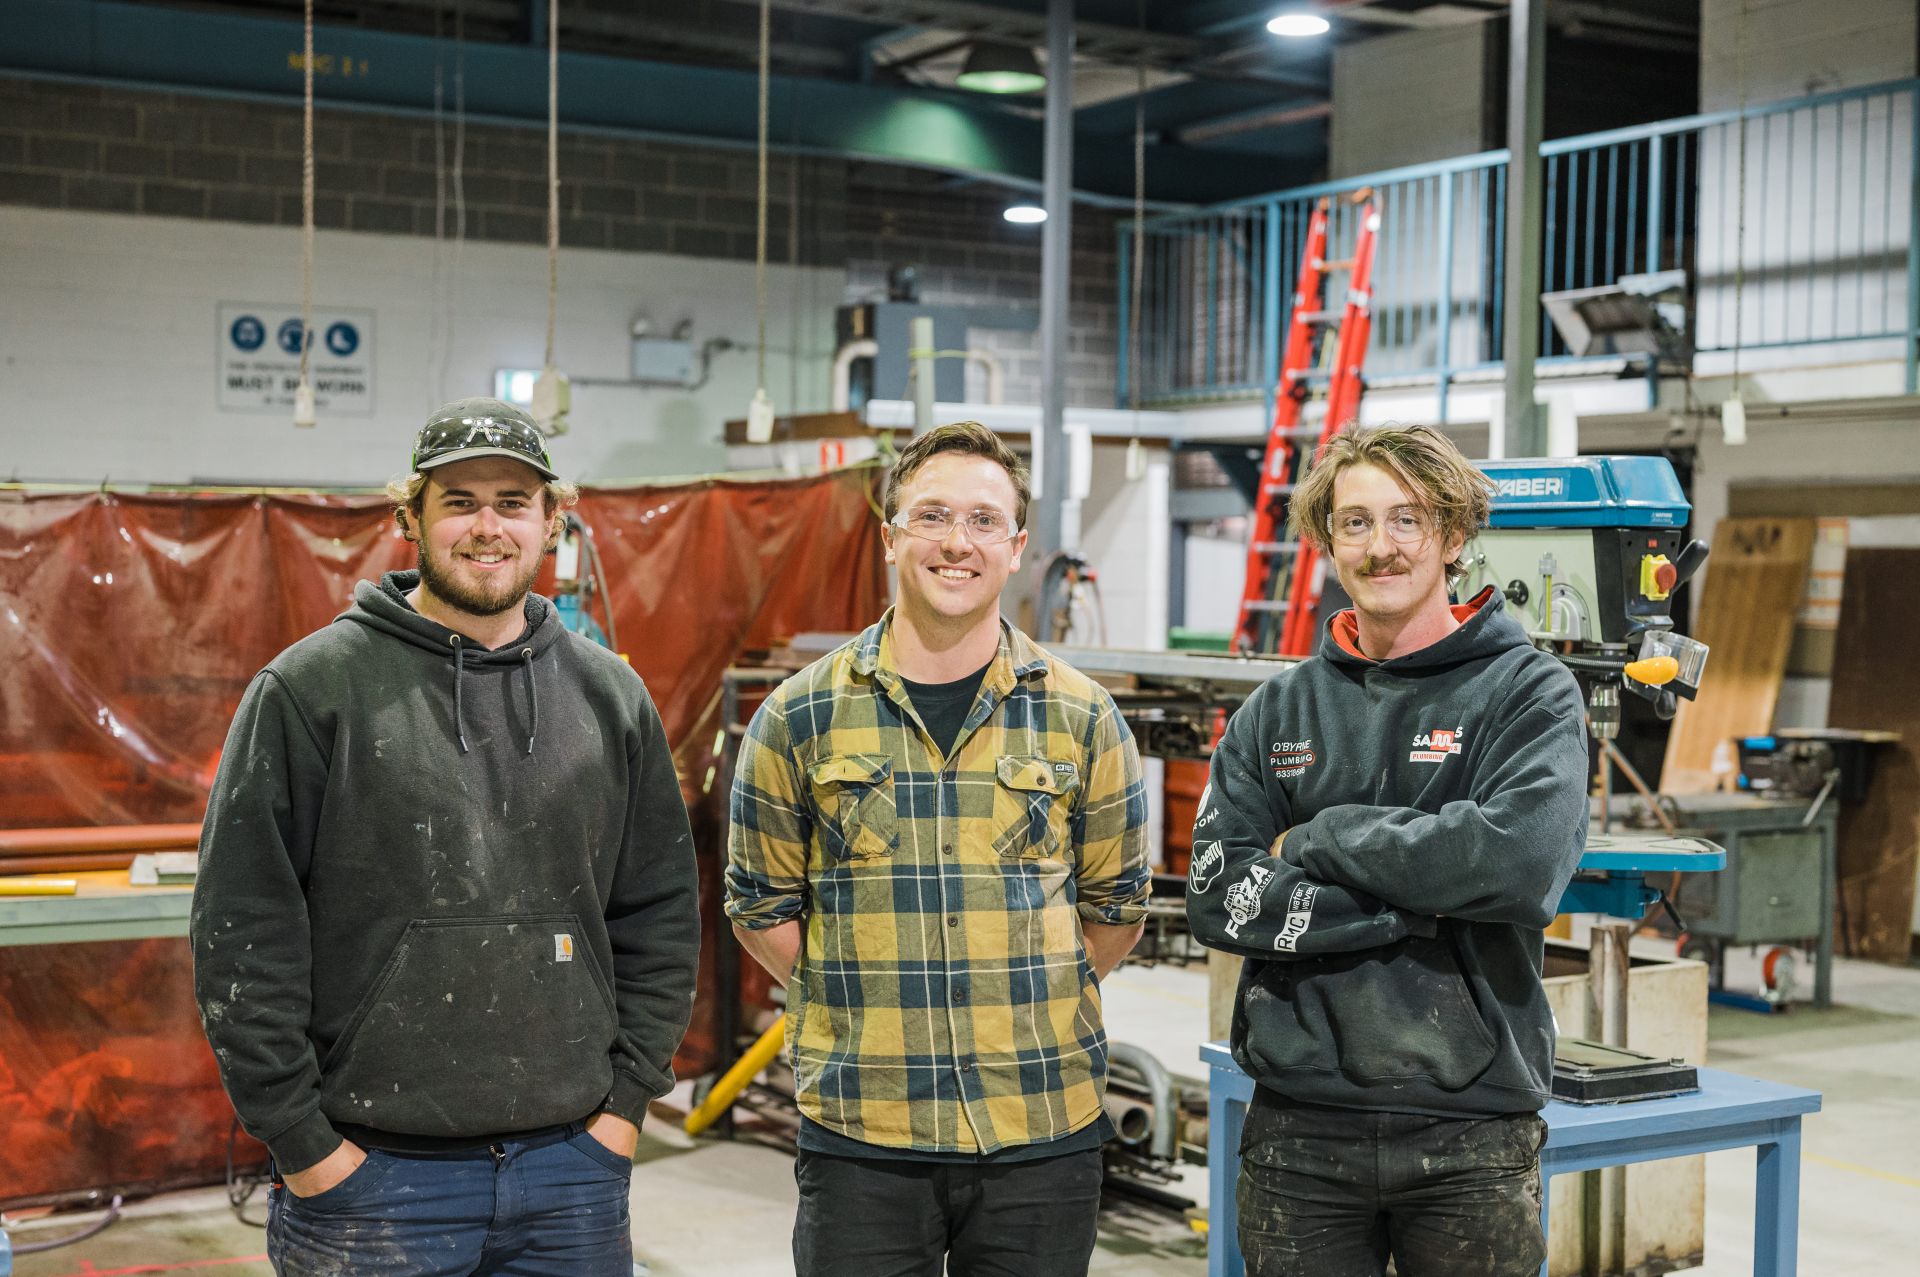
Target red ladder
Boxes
[1232,194,1381,656]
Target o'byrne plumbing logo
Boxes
[1410,727,1465,763]
[1269,739,1316,779]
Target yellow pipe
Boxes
[683,1015,786,1136]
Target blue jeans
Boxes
[266,1122,633,1276]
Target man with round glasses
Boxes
[726,421,1151,1275]
[192,398,699,1275]
[1187,424,1587,1275]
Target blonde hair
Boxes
[1287,425,1493,581]
[386,472,580,539]
[883,421,1031,528]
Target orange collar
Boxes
[1331,600,1480,662]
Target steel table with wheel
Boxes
[1202,1042,1821,1277]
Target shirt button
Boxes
[946,915,959,928]
[953,988,967,1004]
[941,843,954,855]
[959,1061,974,1073]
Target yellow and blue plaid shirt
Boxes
[725,610,1151,1154]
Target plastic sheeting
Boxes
[0,469,887,1205]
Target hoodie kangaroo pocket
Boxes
[320,913,615,1135]
[1240,933,1498,1091]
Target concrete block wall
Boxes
[0,74,1120,412]
[1701,0,1918,111]
[1329,22,1495,179]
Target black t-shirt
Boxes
[899,660,992,757]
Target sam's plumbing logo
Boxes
[1409,727,1465,764]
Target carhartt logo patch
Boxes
[1269,739,1316,779]
[554,933,575,962]
[1410,727,1465,763]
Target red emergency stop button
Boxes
[1640,554,1676,600]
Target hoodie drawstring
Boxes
[450,635,469,753]
[521,647,538,756]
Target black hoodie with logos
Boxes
[191,571,699,1173]
[1186,586,1588,1117]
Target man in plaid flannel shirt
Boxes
[725,421,1152,1276]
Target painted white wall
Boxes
[0,207,842,487]
[1330,23,1489,178]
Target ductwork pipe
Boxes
[830,339,879,412]
[1107,1040,1177,1162]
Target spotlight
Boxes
[1003,205,1047,225]
[956,42,1047,94]
[1267,12,1331,38]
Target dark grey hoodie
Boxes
[1186,586,1587,1117]
[192,570,699,1172]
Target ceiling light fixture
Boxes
[1267,12,1331,38]
[956,41,1047,94]
[1003,204,1048,224]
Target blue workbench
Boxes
[1201,1042,1821,1277]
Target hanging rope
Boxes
[1129,0,1145,419]
[437,0,467,404]
[755,0,770,393]
[1730,0,1749,403]
[543,0,559,372]
[294,0,316,424]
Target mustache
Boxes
[1357,555,1405,575]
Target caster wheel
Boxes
[1676,933,1712,964]
[1761,946,1797,1006]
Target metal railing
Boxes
[1117,77,1920,409]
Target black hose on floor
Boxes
[6,1194,123,1254]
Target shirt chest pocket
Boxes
[807,753,898,862]
[991,755,1079,860]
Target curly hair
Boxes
[1287,425,1494,581]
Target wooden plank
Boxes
[1827,547,1920,962]
[1660,518,1816,794]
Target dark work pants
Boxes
[266,1123,633,1277]
[1236,1098,1547,1277]
[792,1146,1105,1277]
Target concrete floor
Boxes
[8,951,1918,1276]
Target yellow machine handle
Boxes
[1624,655,1680,686]
[683,1014,786,1137]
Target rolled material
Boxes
[0,824,201,855]
[0,853,140,874]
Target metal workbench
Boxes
[1596,793,1836,1009]
[0,872,191,947]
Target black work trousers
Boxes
[792,1146,1104,1277]
[1237,1095,1547,1277]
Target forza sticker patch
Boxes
[1224,864,1272,939]
[1273,883,1319,952]
[1269,739,1316,779]
[1189,839,1226,893]
[1410,727,1466,763]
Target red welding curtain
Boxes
[0,470,886,1206]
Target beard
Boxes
[417,540,543,618]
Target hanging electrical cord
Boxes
[437,0,467,404]
[427,1,445,408]
[1125,0,1146,479]
[744,0,776,442]
[1723,0,1751,444]
[530,0,570,435]
[292,0,317,428]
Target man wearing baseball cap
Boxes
[192,398,700,1275]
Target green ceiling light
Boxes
[955,41,1047,95]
